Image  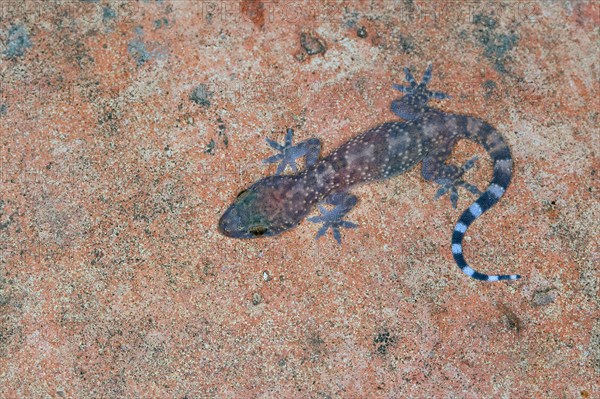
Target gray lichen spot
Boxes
[398,34,414,54]
[3,25,32,59]
[190,84,212,107]
[483,80,497,99]
[128,37,151,66]
[0,104,7,116]
[252,292,263,306]
[532,288,557,307]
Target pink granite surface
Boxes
[1,1,598,398]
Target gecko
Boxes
[218,65,520,282]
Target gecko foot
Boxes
[263,128,321,175]
[391,64,451,120]
[308,193,358,244]
[434,157,482,209]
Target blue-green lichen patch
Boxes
[2,25,32,59]
[128,38,152,66]
[190,84,212,107]
[472,14,519,73]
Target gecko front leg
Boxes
[263,128,321,174]
[308,192,358,244]
[421,145,482,209]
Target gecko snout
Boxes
[218,206,242,237]
[218,203,272,239]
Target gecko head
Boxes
[390,85,433,120]
[218,175,311,239]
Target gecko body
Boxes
[219,65,520,281]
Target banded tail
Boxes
[452,119,520,281]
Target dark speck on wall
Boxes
[3,24,32,59]
[154,18,169,29]
[204,139,216,154]
[300,32,326,56]
[357,26,368,38]
[374,329,395,355]
[217,117,228,147]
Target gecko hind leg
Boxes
[423,152,482,209]
[308,192,358,244]
[391,64,451,120]
[263,128,321,175]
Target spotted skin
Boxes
[219,65,520,282]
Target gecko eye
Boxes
[236,189,250,200]
[249,225,268,236]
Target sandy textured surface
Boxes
[1,1,598,398]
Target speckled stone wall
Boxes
[1,1,598,398]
